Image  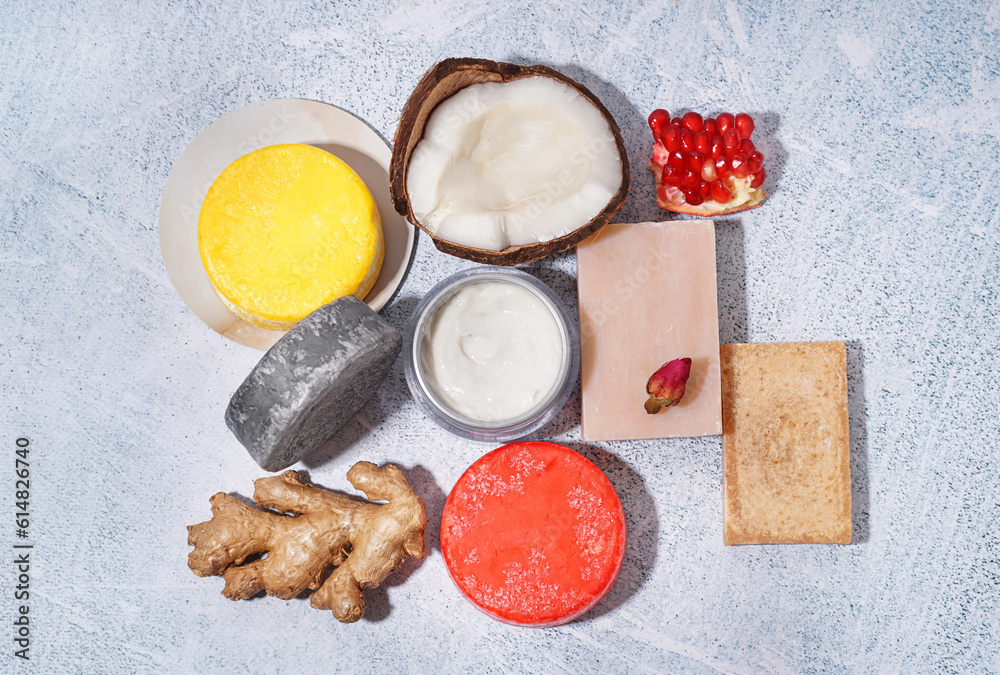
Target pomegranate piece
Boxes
[683,189,703,206]
[735,113,755,139]
[680,128,696,152]
[704,118,719,138]
[722,128,741,154]
[686,151,705,173]
[663,125,682,152]
[715,155,731,177]
[709,136,725,159]
[646,108,766,215]
[710,179,732,203]
[694,130,712,155]
[700,159,717,182]
[730,152,749,178]
[681,112,703,132]
[648,109,669,140]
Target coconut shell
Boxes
[390,58,630,266]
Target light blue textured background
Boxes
[2,1,999,673]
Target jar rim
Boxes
[403,267,579,441]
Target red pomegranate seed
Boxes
[682,189,703,206]
[663,125,682,152]
[697,180,711,200]
[681,169,701,189]
[735,113,755,138]
[751,167,766,188]
[680,129,696,152]
[671,117,683,127]
[667,151,686,170]
[682,112,703,132]
[661,165,681,186]
[715,155,731,177]
[747,151,764,174]
[686,150,705,173]
[730,152,749,178]
[723,129,741,154]
[694,130,712,154]
[703,118,719,138]
[710,179,732,203]
[710,136,725,159]
[648,109,669,139]
[741,139,756,155]
[717,113,735,134]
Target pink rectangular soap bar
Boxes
[576,220,722,441]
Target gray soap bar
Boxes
[225,296,402,472]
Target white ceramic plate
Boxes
[158,99,416,350]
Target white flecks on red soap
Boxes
[440,442,627,626]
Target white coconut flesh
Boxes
[406,77,622,251]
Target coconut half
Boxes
[390,58,630,265]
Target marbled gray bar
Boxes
[225,296,402,471]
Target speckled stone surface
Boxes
[1,1,998,673]
[226,296,402,472]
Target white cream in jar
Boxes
[419,280,563,422]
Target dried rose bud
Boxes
[644,357,692,414]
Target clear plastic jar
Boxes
[404,267,579,441]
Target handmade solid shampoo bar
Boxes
[721,342,852,545]
[198,144,383,331]
[440,441,626,626]
[226,296,401,472]
[576,220,722,441]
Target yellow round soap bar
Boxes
[198,144,383,331]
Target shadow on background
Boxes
[378,294,420,334]
[750,112,787,195]
[562,442,659,622]
[301,296,420,470]
[506,55,661,224]
[846,340,870,543]
[313,142,418,311]
[505,56,786,221]
[301,397,392,471]
[519,259,583,440]
[716,218,748,345]
[363,463,444,622]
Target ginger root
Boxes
[187,462,425,623]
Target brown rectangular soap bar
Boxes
[721,342,852,545]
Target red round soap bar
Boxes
[441,441,627,627]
